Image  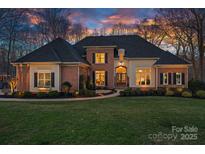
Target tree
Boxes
[34,8,71,42]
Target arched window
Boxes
[116,66,127,74]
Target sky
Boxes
[69,8,156,29]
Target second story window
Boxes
[95,53,105,64]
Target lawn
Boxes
[0,96,205,145]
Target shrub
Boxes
[181,91,192,98]
[48,91,60,98]
[12,91,24,98]
[188,80,205,93]
[37,92,48,98]
[156,88,166,96]
[119,91,124,96]
[196,90,205,99]
[135,88,141,96]
[165,90,175,96]
[23,91,32,98]
[62,82,72,94]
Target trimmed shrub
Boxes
[12,91,24,98]
[48,91,60,98]
[23,91,32,98]
[156,88,166,96]
[62,81,72,94]
[37,92,48,98]
[119,91,126,96]
[196,90,205,99]
[181,91,192,98]
[188,80,205,93]
[135,88,141,96]
[165,90,175,96]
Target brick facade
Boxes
[16,64,30,91]
[86,47,115,89]
[61,65,79,91]
[157,67,189,88]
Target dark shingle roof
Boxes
[74,35,190,65]
[15,38,88,64]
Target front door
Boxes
[116,73,126,84]
[115,66,127,87]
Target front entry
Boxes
[115,66,128,88]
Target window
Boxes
[163,73,168,85]
[136,68,151,86]
[176,72,182,85]
[38,73,51,88]
[95,53,105,64]
[95,71,105,86]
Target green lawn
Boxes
[0,96,205,145]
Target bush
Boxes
[135,88,141,96]
[23,91,32,98]
[181,91,192,98]
[188,80,205,93]
[48,91,60,98]
[196,90,205,99]
[62,81,72,94]
[165,90,175,96]
[37,92,48,98]
[119,91,126,96]
[156,88,166,96]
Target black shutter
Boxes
[51,72,55,87]
[34,72,37,87]
[160,73,163,85]
[92,53,95,63]
[173,73,176,85]
[105,53,108,63]
[182,73,185,85]
[168,73,172,85]
[105,71,108,86]
[92,71,95,86]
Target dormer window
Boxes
[118,49,125,61]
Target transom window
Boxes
[163,73,168,85]
[95,71,105,86]
[95,53,105,64]
[176,72,182,85]
[38,73,51,88]
[136,68,151,86]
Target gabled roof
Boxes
[15,38,88,64]
[74,35,190,65]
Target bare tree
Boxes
[34,9,71,42]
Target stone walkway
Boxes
[0,91,120,102]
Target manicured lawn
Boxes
[0,96,205,144]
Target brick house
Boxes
[13,35,191,92]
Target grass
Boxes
[0,96,205,144]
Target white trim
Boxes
[136,67,152,87]
[163,73,169,85]
[77,66,80,91]
[176,72,182,85]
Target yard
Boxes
[0,96,205,144]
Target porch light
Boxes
[138,69,142,73]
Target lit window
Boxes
[95,71,105,86]
[136,68,151,86]
[38,73,51,88]
[95,53,105,64]
[176,72,182,85]
[163,73,168,85]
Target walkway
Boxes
[0,91,120,102]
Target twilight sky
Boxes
[69,8,156,29]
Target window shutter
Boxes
[92,71,95,86]
[105,53,108,63]
[92,53,95,63]
[182,73,185,85]
[34,72,37,87]
[168,73,172,85]
[173,73,176,85]
[105,71,108,86]
[160,73,163,85]
[51,72,55,87]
